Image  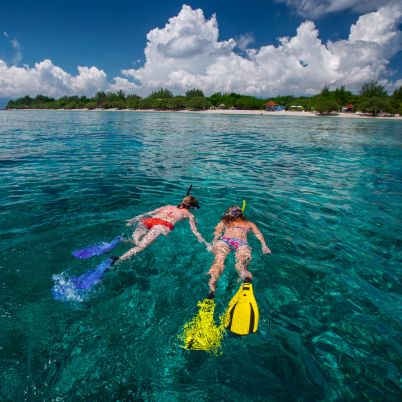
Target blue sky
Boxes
[1,0,401,99]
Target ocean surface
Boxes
[0,110,401,401]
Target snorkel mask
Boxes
[224,201,246,218]
[179,185,200,209]
[227,206,243,218]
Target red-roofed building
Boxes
[342,103,354,113]
[265,101,284,111]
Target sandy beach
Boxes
[5,108,402,120]
[192,109,402,120]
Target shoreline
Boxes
[3,108,402,120]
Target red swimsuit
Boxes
[141,218,174,231]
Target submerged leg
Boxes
[119,226,170,260]
[235,246,252,281]
[208,241,230,294]
[132,224,148,245]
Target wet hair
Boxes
[221,205,248,225]
[177,195,200,209]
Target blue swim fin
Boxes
[72,236,123,259]
[52,257,119,301]
[71,257,117,289]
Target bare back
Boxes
[214,220,256,241]
[150,205,191,225]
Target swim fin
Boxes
[52,256,119,301]
[180,297,225,354]
[224,279,259,335]
[72,236,123,259]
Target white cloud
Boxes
[275,0,399,19]
[236,33,255,51]
[0,4,401,98]
[112,4,402,96]
[112,5,236,95]
[0,60,107,98]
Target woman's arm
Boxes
[188,214,208,245]
[212,222,225,243]
[250,223,271,254]
[126,206,164,226]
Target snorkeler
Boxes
[207,205,271,297]
[117,194,210,261]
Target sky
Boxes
[0,0,402,99]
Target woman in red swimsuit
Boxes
[207,205,271,297]
[118,195,209,261]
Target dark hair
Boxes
[221,205,247,225]
[178,195,200,209]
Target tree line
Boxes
[6,82,402,115]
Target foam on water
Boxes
[51,272,92,302]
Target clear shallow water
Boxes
[0,110,401,401]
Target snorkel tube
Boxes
[178,185,200,209]
[241,200,247,213]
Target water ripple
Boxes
[0,110,401,400]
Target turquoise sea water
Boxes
[0,110,401,401]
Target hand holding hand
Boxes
[262,246,271,254]
[206,243,213,252]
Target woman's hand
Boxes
[206,243,213,252]
[262,246,271,254]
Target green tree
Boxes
[148,88,173,99]
[64,101,79,109]
[138,98,153,109]
[116,90,126,100]
[360,81,387,98]
[155,99,166,110]
[85,101,97,109]
[290,97,313,111]
[390,86,402,113]
[320,85,330,97]
[209,92,223,106]
[6,95,35,108]
[185,88,205,98]
[358,97,393,115]
[95,91,106,107]
[167,96,187,110]
[333,86,352,106]
[313,97,339,114]
[392,86,402,101]
[186,96,211,110]
[127,95,140,109]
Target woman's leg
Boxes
[235,246,252,281]
[132,224,148,245]
[208,241,230,294]
[119,226,170,260]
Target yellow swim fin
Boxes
[179,297,225,354]
[224,279,259,335]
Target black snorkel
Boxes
[178,185,200,209]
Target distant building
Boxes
[289,105,304,111]
[342,103,354,113]
[265,101,285,111]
